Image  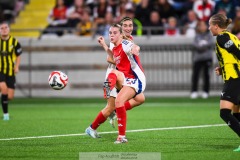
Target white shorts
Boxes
[123,76,146,94]
[104,64,118,98]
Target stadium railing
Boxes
[15,35,222,98]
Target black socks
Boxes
[220,109,240,137]
[233,113,240,122]
[1,94,8,114]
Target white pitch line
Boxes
[0,124,226,141]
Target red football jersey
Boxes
[112,39,144,79]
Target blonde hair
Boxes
[210,13,232,29]
[110,23,130,41]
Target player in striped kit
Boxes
[0,22,22,121]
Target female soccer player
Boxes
[0,22,22,120]
[209,13,240,152]
[103,23,145,143]
[85,17,145,139]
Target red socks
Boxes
[107,73,117,90]
[116,106,127,136]
[91,112,106,130]
[124,101,132,111]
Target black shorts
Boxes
[220,78,240,105]
[0,72,16,89]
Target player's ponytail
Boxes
[225,18,232,26]
[210,14,232,29]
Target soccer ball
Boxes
[48,71,68,90]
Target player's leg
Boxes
[220,78,240,136]
[107,69,146,110]
[220,100,240,137]
[107,70,130,143]
[114,86,136,144]
[86,65,118,137]
[220,78,240,151]
[8,88,15,100]
[126,93,145,111]
[220,100,240,151]
[233,105,240,122]
[0,81,9,120]
[221,101,240,152]
[85,96,116,138]
[220,101,240,152]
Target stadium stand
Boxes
[10,0,55,37]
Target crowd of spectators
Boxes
[0,0,28,23]
[1,0,240,38]
[41,0,240,38]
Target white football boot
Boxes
[85,126,100,138]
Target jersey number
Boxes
[126,78,137,84]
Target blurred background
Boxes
[1,0,240,98]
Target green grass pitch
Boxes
[0,97,239,160]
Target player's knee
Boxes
[115,99,123,108]
[139,95,145,104]
[8,95,14,100]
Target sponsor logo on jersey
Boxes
[224,40,233,48]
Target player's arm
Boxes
[97,36,115,64]
[14,41,22,73]
[217,33,240,60]
[130,44,140,56]
[122,40,140,56]
[215,66,222,76]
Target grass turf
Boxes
[0,97,239,160]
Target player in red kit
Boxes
[85,18,145,141]
[100,24,146,143]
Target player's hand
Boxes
[98,36,105,46]
[14,66,19,74]
[215,67,222,76]
[130,44,140,56]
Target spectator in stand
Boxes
[96,12,114,37]
[93,0,112,27]
[164,16,180,36]
[190,20,214,99]
[153,0,176,24]
[108,0,119,17]
[115,0,134,22]
[144,10,164,36]
[181,10,198,37]
[168,0,193,19]
[193,0,215,22]
[66,0,86,28]
[15,0,25,17]
[0,8,4,22]
[43,0,68,36]
[231,7,240,39]
[64,0,74,7]
[135,0,151,26]
[213,0,235,19]
[0,0,16,23]
[75,9,95,36]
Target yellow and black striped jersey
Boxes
[215,30,240,81]
[0,35,22,76]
